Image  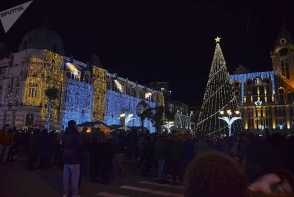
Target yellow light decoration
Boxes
[92,66,107,121]
[114,80,123,92]
[66,62,79,76]
[145,92,152,99]
[23,51,64,121]
[157,91,165,107]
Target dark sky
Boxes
[1,0,294,107]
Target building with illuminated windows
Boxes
[230,25,294,134]
[149,81,192,132]
[0,21,164,132]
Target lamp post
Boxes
[136,100,149,133]
[218,109,241,136]
[120,112,125,131]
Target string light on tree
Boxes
[196,37,244,136]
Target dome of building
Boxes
[18,20,64,55]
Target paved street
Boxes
[0,154,185,197]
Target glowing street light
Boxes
[218,109,242,136]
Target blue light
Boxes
[104,90,156,132]
[230,71,276,103]
[62,79,93,128]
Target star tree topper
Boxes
[215,36,221,43]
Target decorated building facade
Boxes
[0,22,164,132]
[230,25,294,134]
[149,81,192,132]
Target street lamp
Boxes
[218,108,241,136]
[120,112,125,131]
[136,100,149,133]
[119,112,135,132]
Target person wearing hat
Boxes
[61,120,83,197]
[0,124,14,165]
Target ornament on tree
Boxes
[196,37,244,136]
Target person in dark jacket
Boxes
[166,129,185,185]
[194,135,209,158]
[155,134,167,184]
[184,133,194,173]
[141,133,158,177]
[110,131,125,174]
[89,137,98,182]
[38,129,51,170]
[97,135,114,184]
[62,120,83,197]
[78,127,91,188]
[27,129,40,170]
[136,131,151,170]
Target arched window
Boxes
[255,77,261,84]
[107,81,111,89]
[278,87,285,94]
[85,75,89,83]
[245,79,253,86]
[233,81,240,88]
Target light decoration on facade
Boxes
[23,51,64,121]
[164,121,175,132]
[66,62,79,76]
[92,66,107,121]
[218,109,242,136]
[230,71,276,103]
[62,79,92,128]
[277,123,286,130]
[291,121,294,128]
[156,91,165,107]
[125,114,135,125]
[119,113,136,128]
[145,92,152,99]
[254,100,263,106]
[196,37,243,136]
[104,90,156,132]
[114,79,123,93]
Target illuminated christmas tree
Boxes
[196,37,243,136]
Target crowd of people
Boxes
[1,120,294,197]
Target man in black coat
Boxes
[166,129,185,185]
[62,120,82,197]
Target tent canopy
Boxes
[77,121,110,128]
[130,126,149,131]
[28,123,46,129]
[109,124,132,131]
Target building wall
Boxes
[230,35,294,133]
[104,90,156,132]
[62,78,93,129]
[0,50,164,131]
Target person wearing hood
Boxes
[61,120,83,197]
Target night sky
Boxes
[1,0,294,107]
